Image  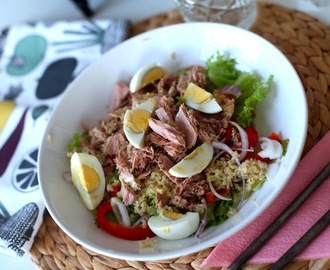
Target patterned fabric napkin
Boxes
[202,131,330,267]
[0,18,131,256]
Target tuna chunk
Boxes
[149,118,186,147]
[108,82,131,112]
[175,104,198,149]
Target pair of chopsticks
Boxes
[228,162,330,270]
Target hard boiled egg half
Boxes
[123,98,156,149]
[148,209,200,240]
[129,64,170,92]
[169,142,214,178]
[70,152,105,210]
[183,82,222,114]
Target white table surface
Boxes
[0,0,329,269]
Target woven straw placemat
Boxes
[30,2,330,270]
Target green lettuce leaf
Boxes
[206,52,239,88]
[234,74,274,127]
[205,52,274,127]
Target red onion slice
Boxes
[132,215,148,228]
[229,121,249,161]
[212,141,241,166]
[110,197,131,227]
[195,199,208,239]
[220,85,242,98]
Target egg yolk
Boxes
[125,109,151,133]
[142,67,166,86]
[78,164,100,193]
[183,83,212,104]
[161,209,184,220]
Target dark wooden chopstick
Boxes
[269,209,330,270]
[227,162,330,270]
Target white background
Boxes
[0,0,329,269]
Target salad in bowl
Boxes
[66,51,288,242]
[38,22,307,261]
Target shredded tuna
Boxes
[156,193,169,208]
[89,127,107,149]
[187,65,207,88]
[155,107,174,124]
[157,74,178,97]
[104,132,127,157]
[129,146,154,178]
[214,91,236,120]
[120,182,136,205]
[192,110,227,142]
[147,132,186,161]
[108,82,131,112]
[154,153,179,183]
[149,118,186,147]
[175,174,207,197]
[175,104,198,149]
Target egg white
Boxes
[185,98,222,114]
[70,152,105,210]
[123,99,156,149]
[184,83,222,114]
[169,142,214,178]
[148,212,200,240]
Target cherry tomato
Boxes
[205,189,230,204]
[96,201,155,240]
[268,132,282,143]
[244,126,259,148]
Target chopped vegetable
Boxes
[96,201,155,240]
[206,52,239,88]
[110,197,131,227]
[205,51,274,127]
[234,74,273,127]
[67,132,90,152]
[244,126,259,148]
[258,137,283,159]
[230,121,249,161]
[206,186,231,203]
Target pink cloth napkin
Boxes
[202,131,330,267]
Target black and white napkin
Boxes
[0,18,131,256]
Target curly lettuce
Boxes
[234,73,273,127]
[205,52,273,127]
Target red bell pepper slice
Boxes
[96,201,155,240]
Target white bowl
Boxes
[38,22,307,261]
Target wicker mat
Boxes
[30,2,330,270]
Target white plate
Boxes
[38,22,307,261]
